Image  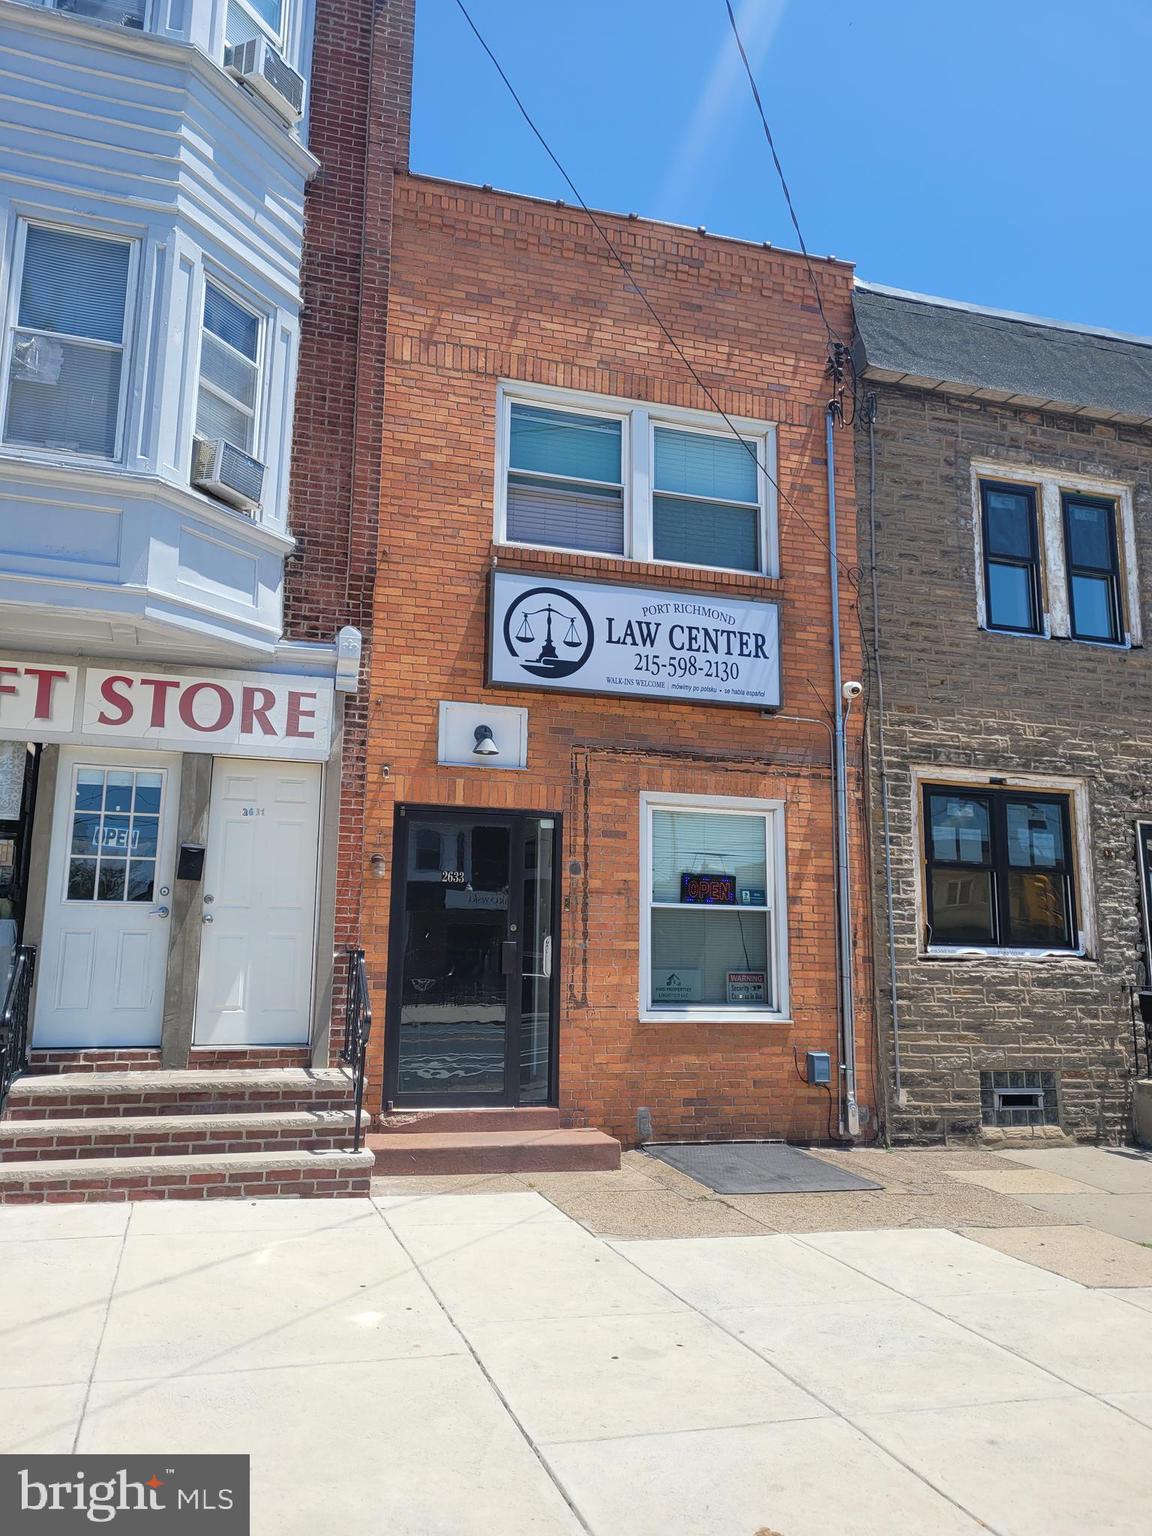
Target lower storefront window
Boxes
[641,793,786,1019]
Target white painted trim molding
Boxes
[638,790,790,1024]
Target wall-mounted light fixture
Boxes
[472,724,500,757]
[370,853,387,879]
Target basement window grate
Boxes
[979,1070,1059,1127]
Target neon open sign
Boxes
[680,873,736,905]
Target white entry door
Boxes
[193,759,321,1046]
[34,750,181,1047]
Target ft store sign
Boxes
[0,660,334,761]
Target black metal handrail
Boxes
[0,945,35,1115]
[341,947,372,1152]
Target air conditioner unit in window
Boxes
[191,437,265,514]
[225,36,305,125]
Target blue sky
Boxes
[411,0,1152,335]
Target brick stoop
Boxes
[0,1149,375,1203]
[4,1068,353,1120]
[0,1108,364,1161]
[368,1109,621,1175]
[0,1069,369,1203]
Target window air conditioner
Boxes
[191,437,265,514]
[225,36,305,125]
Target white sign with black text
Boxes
[488,572,781,709]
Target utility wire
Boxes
[450,0,854,581]
[722,0,843,348]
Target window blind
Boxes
[651,810,768,904]
[6,226,131,457]
[49,1,147,27]
[506,478,624,554]
[196,283,259,452]
[18,226,130,344]
[654,427,757,504]
[510,404,621,483]
[653,495,758,572]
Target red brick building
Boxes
[361,176,874,1150]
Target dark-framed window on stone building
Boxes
[1063,493,1123,644]
[979,481,1043,634]
[923,785,1077,951]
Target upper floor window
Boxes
[196,282,262,454]
[498,385,775,577]
[39,1,146,27]
[974,466,1136,647]
[1063,494,1122,644]
[3,223,133,461]
[923,784,1078,952]
[227,0,286,45]
[980,481,1042,634]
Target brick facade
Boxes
[857,384,1152,1143]
[286,0,414,1032]
[361,177,875,1147]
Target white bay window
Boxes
[641,793,788,1020]
[3,223,133,460]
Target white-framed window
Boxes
[34,1,148,28]
[195,279,263,454]
[2,221,136,461]
[497,383,777,577]
[971,462,1141,648]
[912,766,1096,961]
[226,0,287,48]
[639,792,789,1021]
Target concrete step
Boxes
[0,1108,365,1161]
[378,1107,563,1134]
[367,1127,621,1175]
[4,1068,353,1120]
[0,1148,376,1204]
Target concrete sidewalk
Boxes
[3,1189,1152,1534]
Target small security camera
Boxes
[841,680,863,702]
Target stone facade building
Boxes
[855,283,1152,1144]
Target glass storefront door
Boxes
[385,808,560,1107]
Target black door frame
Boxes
[383,804,562,1110]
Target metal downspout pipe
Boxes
[826,406,860,1139]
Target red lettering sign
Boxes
[23,667,69,720]
[177,682,235,734]
[285,691,317,740]
[97,675,134,727]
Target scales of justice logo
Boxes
[502,586,595,680]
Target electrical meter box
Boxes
[806,1050,832,1086]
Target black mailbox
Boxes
[176,843,206,881]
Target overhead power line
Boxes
[722,0,843,348]
[449,0,853,580]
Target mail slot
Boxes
[176,843,205,881]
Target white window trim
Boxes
[639,791,789,1023]
[0,217,139,468]
[971,460,1141,647]
[911,765,1097,961]
[495,381,779,579]
[194,274,267,460]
